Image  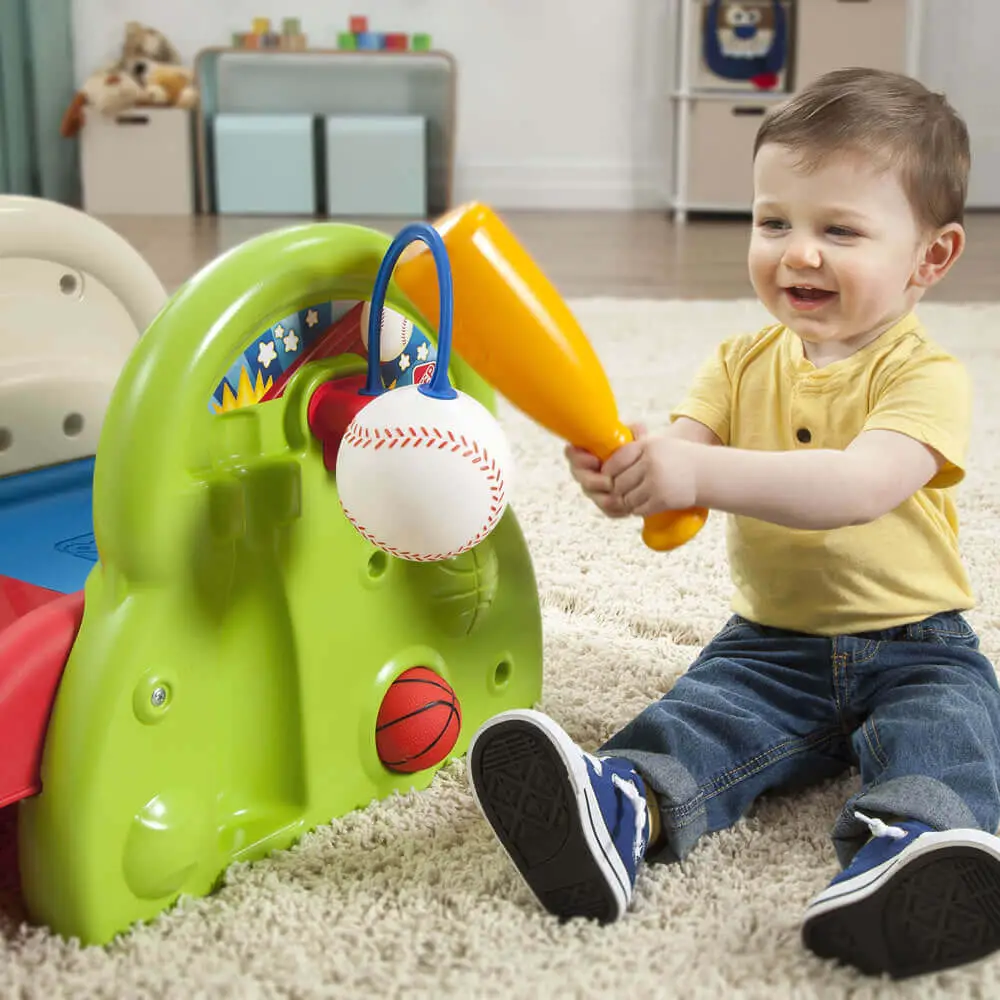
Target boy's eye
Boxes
[827,225,859,238]
[757,218,787,231]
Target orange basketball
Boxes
[375,667,462,773]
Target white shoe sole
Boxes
[803,828,1000,978]
[466,708,632,923]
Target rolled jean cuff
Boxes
[832,775,982,867]
[608,749,707,864]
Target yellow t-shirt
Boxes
[671,312,975,636]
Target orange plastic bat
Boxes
[395,202,708,551]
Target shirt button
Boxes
[796,427,812,444]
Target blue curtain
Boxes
[0,0,78,203]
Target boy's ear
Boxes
[913,222,965,289]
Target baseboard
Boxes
[455,162,672,210]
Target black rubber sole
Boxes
[468,718,623,923]
[803,845,1000,978]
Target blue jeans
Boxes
[600,611,1000,867]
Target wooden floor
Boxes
[100,209,1000,302]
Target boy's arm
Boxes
[608,352,969,530]
[667,416,723,447]
[686,430,942,529]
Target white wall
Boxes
[918,0,1000,209]
[70,0,678,210]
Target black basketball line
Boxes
[379,704,461,766]
[391,674,455,697]
[376,698,457,732]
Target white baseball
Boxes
[360,302,413,363]
[336,384,511,562]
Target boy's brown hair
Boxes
[754,67,970,230]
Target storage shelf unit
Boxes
[670,0,924,221]
[193,47,457,216]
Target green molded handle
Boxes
[94,223,416,584]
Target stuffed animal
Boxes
[60,70,145,138]
[123,59,198,109]
[121,21,183,67]
[60,23,197,138]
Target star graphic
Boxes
[258,341,278,368]
[274,324,285,337]
[416,342,429,362]
[305,309,319,327]
[283,332,299,353]
[398,352,410,371]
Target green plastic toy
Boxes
[17,221,542,945]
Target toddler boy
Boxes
[467,68,1000,980]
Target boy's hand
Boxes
[565,423,648,518]
[603,435,698,516]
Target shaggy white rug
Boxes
[3,299,1000,999]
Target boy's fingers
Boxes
[573,467,613,494]
[565,444,601,470]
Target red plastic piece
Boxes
[307,375,372,471]
[0,589,85,809]
[384,33,408,50]
[0,575,63,634]
[349,15,368,33]
[0,803,21,908]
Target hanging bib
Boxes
[703,0,788,90]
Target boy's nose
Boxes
[781,238,822,270]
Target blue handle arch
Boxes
[363,222,458,401]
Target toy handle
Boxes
[611,423,708,552]
[364,222,456,401]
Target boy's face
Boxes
[748,143,938,362]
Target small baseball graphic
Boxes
[360,301,413,363]
[336,384,511,562]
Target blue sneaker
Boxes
[466,709,650,923]
[803,811,1000,978]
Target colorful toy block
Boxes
[252,17,271,35]
[355,31,382,50]
[349,15,369,34]
[412,33,432,51]
[384,33,408,51]
[337,31,357,50]
[282,17,301,36]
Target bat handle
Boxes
[606,422,708,551]
[641,507,708,551]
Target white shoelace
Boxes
[585,752,650,864]
[854,810,907,840]
[612,773,649,865]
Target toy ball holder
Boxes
[11,220,543,946]
[336,224,511,563]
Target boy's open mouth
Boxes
[785,286,837,308]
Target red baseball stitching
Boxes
[341,423,507,561]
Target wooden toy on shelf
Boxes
[338,15,431,52]
[233,16,307,52]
